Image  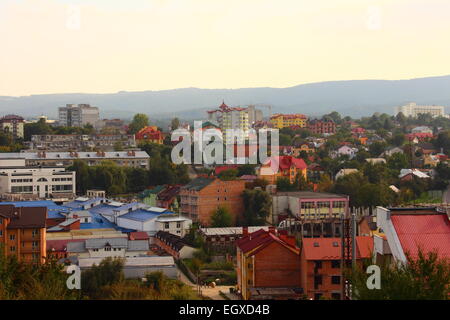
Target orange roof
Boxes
[302,236,373,260]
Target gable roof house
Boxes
[236,228,303,300]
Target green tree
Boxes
[387,152,409,171]
[210,206,233,227]
[128,113,149,134]
[81,257,125,299]
[276,177,295,191]
[242,189,272,225]
[218,169,238,181]
[349,249,450,300]
[171,118,180,131]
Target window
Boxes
[10,246,16,252]
[314,275,322,289]
[314,261,322,269]
[331,260,340,268]
[164,222,170,229]
[9,234,15,241]
[0,231,2,236]
[331,276,341,285]
[32,229,39,237]
[0,218,3,225]
[104,247,112,251]
[314,293,322,300]
[32,241,39,248]
[176,222,181,228]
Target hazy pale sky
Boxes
[1,0,450,96]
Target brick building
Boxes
[308,119,336,135]
[179,177,246,226]
[236,227,303,300]
[0,204,47,264]
[300,236,373,300]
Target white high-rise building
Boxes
[395,102,445,118]
[58,104,100,127]
[207,101,262,144]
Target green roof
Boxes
[182,177,214,191]
[138,185,166,198]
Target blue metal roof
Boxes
[78,211,119,230]
[0,200,68,219]
[64,197,104,210]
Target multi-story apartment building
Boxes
[179,177,246,226]
[0,204,47,264]
[395,102,445,118]
[0,114,25,139]
[0,158,76,200]
[0,151,150,169]
[270,114,307,129]
[29,134,136,151]
[236,228,303,300]
[58,104,100,127]
[300,236,373,300]
[207,102,262,144]
[308,119,336,135]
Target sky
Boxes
[0,0,450,96]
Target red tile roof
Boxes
[215,165,239,175]
[236,229,299,255]
[47,239,85,252]
[129,231,150,241]
[264,156,307,171]
[391,214,450,259]
[302,236,373,260]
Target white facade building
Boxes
[0,158,75,199]
[155,214,192,237]
[396,102,445,118]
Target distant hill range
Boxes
[1,75,450,120]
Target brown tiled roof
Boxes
[0,205,47,229]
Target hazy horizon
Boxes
[1,0,450,96]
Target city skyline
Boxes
[1,0,450,96]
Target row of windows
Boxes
[11,179,33,183]
[52,177,73,182]
[314,275,341,286]
[314,260,341,269]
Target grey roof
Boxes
[181,177,214,191]
[59,218,79,227]
[200,226,269,236]
[85,237,128,249]
[127,240,149,251]
[67,241,86,253]
[0,151,150,160]
[68,210,91,218]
